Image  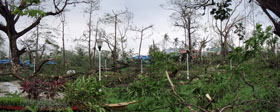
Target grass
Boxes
[0,54,279,111]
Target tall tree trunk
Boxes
[219,20,226,60]
[113,15,117,71]
[88,7,92,69]
[36,25,39,67]
[62,20,66,74]
[27,48,32,64]
[132,25,152,73]
[199,45,203,61]
[187,17,192,59]
[9,37,21,73]
[121,38,125,59]
[223,37,227,60]
[153,40,156,53]
[138,32,143,72]
[184,27,187,48]
[92,21,99,68]
[0,0,68,75]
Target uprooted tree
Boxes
[0,0,95,77]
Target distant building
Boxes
[179,49,199,57]
[163,48,179,54]
[203,47,233,56]
[132,55,151,60]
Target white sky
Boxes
[63,0,178,55]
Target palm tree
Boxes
[174,37,179,49]
[163,33,169,50]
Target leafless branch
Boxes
[34,58,55,75]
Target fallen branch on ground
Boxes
[0,72,25,81]
[219,99,280,112]
[165,71,207,112]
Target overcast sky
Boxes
[63,0,178,55]
[1,0,273,56]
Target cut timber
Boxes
[103,100,137,110]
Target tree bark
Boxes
[138,31,143,72]
[61,17,66,74]
[10,37,21,73]
[88,4,93,69]
[36,25,39,67]
[113,15,118,71]
[0,0,68,73]
[132,25,152,72]
[92,21,99,68]
[187,16,192,59]
[257,0,280,37]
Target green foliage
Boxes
[20,77,64,100]
[11,0,45,18]
[24,0,40,4]
[103,50,280,111]
[126,75,167,99]
[124,75,179,111]
[229,24,274,64]
[12,6,46,18]
[210,0,232,21]
[63,76,105,111]
[245,24,273,52]
[148,52,178,74]
[0,93,67,110]
[26,105,38,112]
[234,22,246,40]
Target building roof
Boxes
[179,49,199,54]
[132,55,151,60]
[207,46,232,52]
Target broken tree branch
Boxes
[165,71,207,112]
[34,58,55,75]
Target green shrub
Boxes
[0,93,67,110]
[63,76,105,111]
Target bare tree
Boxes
[0,0,87,74]
[174,37,179,49]
[163,33,170,51]
[19,22,59,70]
[112,10,127,71]
[198,36,212,60]
[118,11,133,59]
[92,19,101,69]
[103,10,127,71]
[212,0,245,60]
[59,13,67,74]
[102,31,114,54]
[163,0,200,57]
[132,25,153,72]
[83,0,100,69]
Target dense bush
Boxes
[63,76,105,111]
[20,76,64,100]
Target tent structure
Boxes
[132,55,151,60]
[0,60,9,64]
[0,60,24,65]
